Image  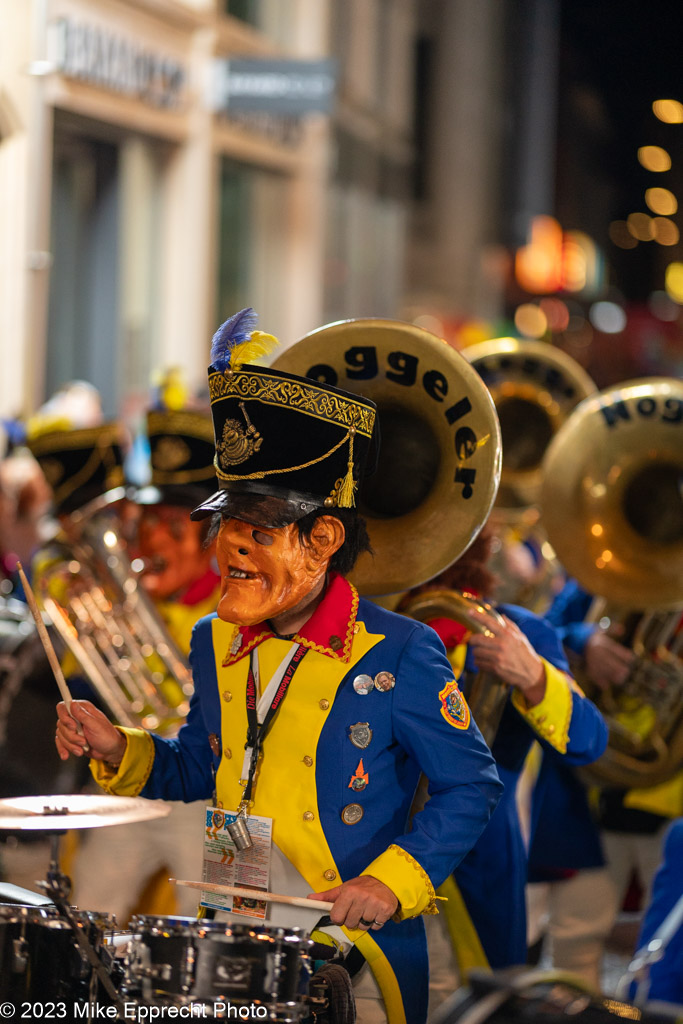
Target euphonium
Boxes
[34,487,193,737]
[399,588,507,745]
[540,377,683,788]
[464,338,597,612]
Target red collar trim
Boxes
[221,572,359,667]
[180,568,221,606]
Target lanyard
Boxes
[241,642,308,805]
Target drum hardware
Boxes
[0,793,172,831]
[124,916,315,1020]
[0,794,171,1010]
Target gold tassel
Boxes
[337,431,357,508]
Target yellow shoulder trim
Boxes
[362,843,437,918]
[511,659,572,753]
[90,728,155,796]
[437,874,491,981]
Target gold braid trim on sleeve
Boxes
[387,843,439,915]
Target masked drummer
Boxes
[56,309,502,1024]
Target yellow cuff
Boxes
[361,843,437,919]
[512,659,572,753]
[90,728,155,796]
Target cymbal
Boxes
[0,794,172,830]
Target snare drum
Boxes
[0,904,118,1002]
[127,916,313,1021]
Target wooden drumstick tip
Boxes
[16,561,89,751]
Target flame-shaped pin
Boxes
[348,758,369,791]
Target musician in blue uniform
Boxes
[402,537,608,976]
[630,816,683,1005]
[527,578,681,989]
[56,310,503,1024]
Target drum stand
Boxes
[38,829,126,1014]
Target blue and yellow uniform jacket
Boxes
[631,817,683,1004]
[92,572,503,1024]
[529,580,683,892]
[438,604,608,972]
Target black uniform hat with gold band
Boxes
[137,409,217,509]
[191,308,377,528]
[27,423,125,516]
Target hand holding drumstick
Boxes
[15,561,106,760]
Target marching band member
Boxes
[401,531,608,976]
[56,309,503,1024]
[72,394,222,921]
[527,579,682,989]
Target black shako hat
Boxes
[27,423,125,516]
[191,308,377,529]
[136,409,217,509]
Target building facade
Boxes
[1,0,418,423]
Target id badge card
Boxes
[201,806,273,918]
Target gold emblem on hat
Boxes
[217,401,263,467]
[153,436,191,471]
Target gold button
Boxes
[303,811,315,822]
[303,755,314,767]
[547,724,555,734]
[319,699,330,710]
[223,748,232,759]
[222,690,232,703]
[324,869,337,882]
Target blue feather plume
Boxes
[210,307,258,372]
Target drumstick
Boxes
[16,562,74,708]
[170,878,335,913]
[16,562,88,748]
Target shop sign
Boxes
[50,17,186,109]
[211,58,336,116]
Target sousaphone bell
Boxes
[274,318,502,595]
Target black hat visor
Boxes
[190,487,320,528]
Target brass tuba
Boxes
[398,588,507,745]
[35,488,194,737]
[273,318,502,595]
[463,337,597,610]
[275,319,509,738]
[540,377,683,787]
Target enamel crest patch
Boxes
[438,680,471,730]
